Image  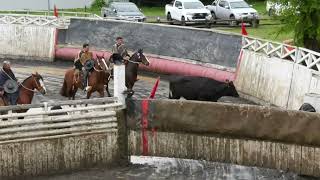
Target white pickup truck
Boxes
[165,0,213,26]
[206,0,259,26]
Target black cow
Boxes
[299,103,316,112]
[168,76,239,102]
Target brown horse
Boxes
[60,56,111,100]
[124,49,150,96]
[17,72,47,105]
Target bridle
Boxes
[94,58,109,72]
[126,52,145,64]
[20,75,44,93]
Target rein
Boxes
[2,68,43,93]
[20,76,42,93]
[94,59,109,72]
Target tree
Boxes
[272,0,320,52]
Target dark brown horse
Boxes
[60,56,111,100]
[109,49,150,97]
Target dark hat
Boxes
[4,80,18,94]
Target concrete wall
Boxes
[235,49,320,110]
[126,99,320,177]
[63,19,242,68]
[0,24,55,62]
[0,133,118,178]
[0,0,93,11]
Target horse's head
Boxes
[96,54,109,71]
[31,72,46,95]
[130,49,150,66]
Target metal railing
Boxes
[242,36,320,71]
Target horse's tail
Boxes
[60,78,68,97]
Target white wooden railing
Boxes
[0,97,124,143]
[0,12,103,28]
[242,36,320,71]
[0,14,70,28]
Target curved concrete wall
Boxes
[61,19,242,68]
[0,24,55,61]
[235,49,317,110]
[127,99,320,177]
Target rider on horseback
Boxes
[74,43,93,92]
[0,61,18,105]
[112,37,131,64]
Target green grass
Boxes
[216,25,293,42]
[141,7,165,17]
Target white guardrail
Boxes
[242,36,320,71]
[0,11,103,28]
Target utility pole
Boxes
[47,0,51,16]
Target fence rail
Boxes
[242,36,320,71]
[0,13,103,28]
[0,97,123,143]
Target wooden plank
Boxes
[301,146,314,176]
[269,142,277,170]
[224,138,231,163]
[256,141,263,167]
[230,138,238,164]
[0,145,4,176]
[2,144,8,177]
[0,111,116,127]
[62,137,71,171]
[0,97,117,113]
[0,118,116,135]
[275,143,282,170]
[262,141,270,168]
[314,147,320,177]
[237,139,244,165]
[281,143,289,172]
[209,136,216,162]
[31,143,37,176]
[203,136,211,161]
[0,124,117,141]
[288,143,296,173]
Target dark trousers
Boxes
[5,91,19,105]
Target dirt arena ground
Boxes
[7,59,255,105]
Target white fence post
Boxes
[114,64,126,107]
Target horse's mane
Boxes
[21,76,32,85]
[21,74,43,85]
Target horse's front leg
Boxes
[86,90,93,99]
[105,84,111,97]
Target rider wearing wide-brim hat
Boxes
[0,61,19,105]
[74,43,94,92]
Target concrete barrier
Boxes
[61,18,242,68]
[235,49,319,110]
[126,99,320,177]
[0,24,55,62]
[55,47,236,82]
